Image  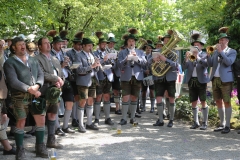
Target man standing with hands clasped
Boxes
[4,37,45,159]
[207,27,237,134]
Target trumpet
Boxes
[187,52,197,62]
[206,45,216,54]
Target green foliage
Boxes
[208,106,219,127]
[175,95,192,121]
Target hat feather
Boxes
[74,31,84,39]
[167,29,173,35]
[191,33,200,41]
[95,31,103,39]
[121,33,129,40]
[46,30,57,38]
[147,40,153,44]
[108,33,115,38]
[158,35,163,41]
[128,28,138,34]
[59,30,68,37]
[218,27,229,33]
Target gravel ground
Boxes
[1,103,240,160]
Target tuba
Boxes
[136,38,148,50]
[151,30,183,77]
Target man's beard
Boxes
[100,48,105,52]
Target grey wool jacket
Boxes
[3,56,44,94]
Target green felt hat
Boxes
[81,38,94,45]
[161,30,173,41]
[218,27,230,40]
[72,37,82,43]
[45,86,61,104]
[161,34,171,41]
[98,37,109,44]
[218,33,230,40]
[125,28,138,41]
[107,37,117,43]
[52,36,64,43]
[143,40,155,50]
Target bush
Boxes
[175,95,193,121]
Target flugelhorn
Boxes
[206,45,216,54]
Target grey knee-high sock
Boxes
[130,101,138,119]
[150,98,155,110]
[47,120,56,135]
[86,105,93,125]
[217,107,225,126]
[122,102,129,120]
[77,106,84,127]
[71,102,78,120]
[63,109,72,129]
[94,102,101,120]
[103,101,111,119]
[142,98,146,110]
[166,98,170,115]
[157,102,164,122]
[202,106,209,125]
[55,114,60,130]
[169,103,175,121]
[225,107,232,127]
[192,107,199,125]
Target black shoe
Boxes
[167,114,170,120]
[163,114,166,119]
[86,123,99,130]
[156,112,158,115]
[130,118,138,125]
[153,119,164,126]
[115,110,122,115]
[55,128,65,136]
[119,119,127,125]
[141,108,145,112]
[26,130,35,136]
[105,118,114,125]
[93,119,99,126]
[190,121,200,129]
[135,114,141,118]
[136,110,141,114]
[62,127,75,133]
[167,120,173,127]
[3,146,16,155]
[200,122,208,130]
[150,108,154,113]
[24,133,32,138]
[72,119,79,127]
[214,126,224,132]
[221,126,230,134]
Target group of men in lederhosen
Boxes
[0,26,239,160]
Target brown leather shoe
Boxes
[46,134,63,149]
[35,143,48,158]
